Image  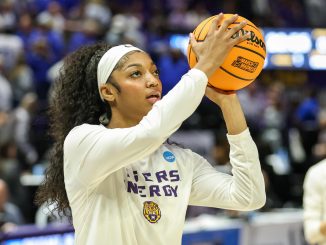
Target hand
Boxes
[1,222,17,233]
[190,13,250,78]
[205,85,236,108]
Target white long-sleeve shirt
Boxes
[303,159,326,245]
[64,69,266,245]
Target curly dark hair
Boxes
[35,43,113,219]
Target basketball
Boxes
[187,14,266,91]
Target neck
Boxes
[107,110,140,128]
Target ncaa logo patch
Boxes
[163,151,175,162]
[143,201,161,223]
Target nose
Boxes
[146,75,159,88]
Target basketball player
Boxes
[36,14,266,244]
[303,159,326,245]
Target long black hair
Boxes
[35,43,112,218]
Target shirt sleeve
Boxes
[303,163,326,244]
[189,128,266,211]
[64,69,207,185]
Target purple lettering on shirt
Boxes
[133,171,139,182]
[156,170,168,183]
[169,170,180,182]
[138,186,146,197]
[149,185,161,197]
[162,185,178,197]
[162,185,172,196]
[127,181,138,194]
[170,185,178,197]
[143,172,153,182]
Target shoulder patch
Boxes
[163,151,176,162]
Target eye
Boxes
[130,70,141,78]
[153,69,160,76]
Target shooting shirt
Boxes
[64,69,266,245]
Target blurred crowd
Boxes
[0,0,326,232]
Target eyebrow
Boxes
[123,62,156,70]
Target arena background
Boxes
[0,0,325,244]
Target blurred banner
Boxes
[169,28,326,70]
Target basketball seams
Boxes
[196,15,216,41]
[220,66,254,81]
[234,45,266,60]
[232,22,259,31]
[193,16,213,36]
[189,17,217,66]
[193,16,211,37]
[187,14,265,90]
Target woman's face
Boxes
[109,51,162,124]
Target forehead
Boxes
[121,51,154,68]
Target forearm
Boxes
[219,95,247,135]
[189,129,266,210]
[151,69,207,136]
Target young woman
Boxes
[36,14,266,245]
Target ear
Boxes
[100,84,116,102]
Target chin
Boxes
[143,107,152,116]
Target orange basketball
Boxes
[187,14,266,91]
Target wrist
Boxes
[194,60,217,78]
[218,94,238,109]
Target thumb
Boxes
[189,33,197,46]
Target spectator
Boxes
[13,93,39,168]
[30,11,65,61]
[84,0,111,27]
[157,48,189,96]
[304,0,326,27]
[238,82,266,136]
[37,1,66,33]
[295,87,320,166]
[0,32,23,71]
[167,2,189,31]
[8,53,35,105]
[68,18,104,53]
[303,159,326,245]
[0,179,25,232]
[105,12,145,49]
[26,38,56,100]
[0,0,16,33]
[0,56,13,112]
[184,2,210,30]
[16,13,35,50]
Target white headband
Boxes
[97,44,142,101]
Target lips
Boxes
[146,91,161,104]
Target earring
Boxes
[99,113,109,125]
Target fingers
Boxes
[231,31,251,45]
[220,16,250,46]
[226,20,247,39]
[219,14,239,33]
[207,13,224,36]
[189,33,199,58]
